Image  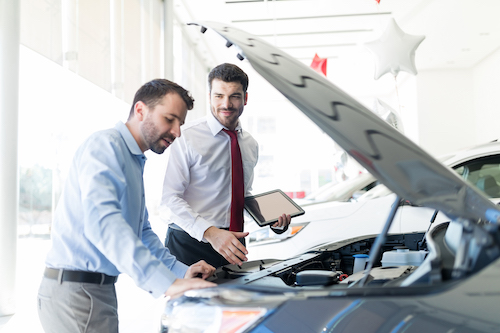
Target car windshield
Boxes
[357,154,500,201]
[454,155,500,198]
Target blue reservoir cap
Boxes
[486,208,500,224]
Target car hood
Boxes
[192,21,500,224]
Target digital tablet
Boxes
[244,189,305,227]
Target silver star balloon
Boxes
[365,18,425,80]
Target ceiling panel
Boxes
[177,0,500,70]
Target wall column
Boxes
[0,0,20,317]
[164,0,174,80]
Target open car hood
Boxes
[191,21,500,224]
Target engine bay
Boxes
[208,216,500,292]
[209,230,428,288]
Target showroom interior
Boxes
[2,0,500,332]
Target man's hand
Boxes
[204,227,249,266]
[164,278,216,300]
[185,260,215,279]
[272,213,291,229]
[164,261,216,300]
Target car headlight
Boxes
[248,222,309,244]
[160,289,270,333]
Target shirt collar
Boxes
[206,110,243,137]
[115,121,146,159]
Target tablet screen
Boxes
[244,189,305,227]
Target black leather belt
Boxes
[44,267,118,285]
[169,224,229,231]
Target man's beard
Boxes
[141,116,172,154]
[211,104,242,128]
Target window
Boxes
[257,117,276,134]
[454,155,500,198]
[257,155,274,178]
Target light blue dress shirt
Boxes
[45,122,188,297]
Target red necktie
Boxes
[223,129,244,232]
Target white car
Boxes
[246,140,500,261]
[294,172,378,206]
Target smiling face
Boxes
[210,79,248,130]
[138,92,188,154]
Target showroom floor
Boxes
[0,234,168,333]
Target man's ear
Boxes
[244,92,248,106]
[134,101,147,121]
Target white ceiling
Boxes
[175,0,500,97]
[176,0,500,68]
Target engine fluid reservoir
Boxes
[352,254,370,274]
[381,247,428,267]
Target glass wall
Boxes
[18,0,209,238]
[18,46,128,237]
[21,0,164,105]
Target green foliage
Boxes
[19,165,52,212]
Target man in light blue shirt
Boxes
[38,79,216,333]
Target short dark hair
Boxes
[128,79,194,120]
[208,63,249,93]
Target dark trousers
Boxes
[165,226,244,268]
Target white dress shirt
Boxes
[161,112,259,242]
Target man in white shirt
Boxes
[161,63,291,267]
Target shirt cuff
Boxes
[192,217,214,242]
[141,261,189,298]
